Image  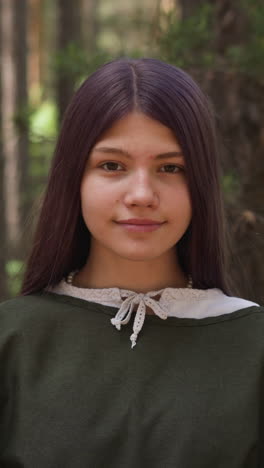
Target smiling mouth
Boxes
[116,219,164,225]
[115,221,165,233]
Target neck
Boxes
[72,248,189,293]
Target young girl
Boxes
[0,58,263,467]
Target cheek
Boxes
[80,176,114,221]
[168,184,192,218]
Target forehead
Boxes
[93,112,182,155]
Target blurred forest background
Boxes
[0,0,264,303]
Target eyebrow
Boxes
[93,146,184,160]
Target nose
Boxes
[123,170,159,208]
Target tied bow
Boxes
[110,293,168,348]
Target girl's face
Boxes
[80,112,192,263]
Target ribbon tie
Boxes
[110,293,168,348]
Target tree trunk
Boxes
[0,0,29,259]
[180,0,206,19]
[56,0,82,122]
[180,0,250,52]
[14,0,29,225]
[0,0,8,300]
[28,0,42,91]
[81,0,99,53]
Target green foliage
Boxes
[156,0,264,76]
[98,2,151,52]
[226,2,264,77]
[30,100,58,141]
[14,102,33,133]
[222,172,241,202]
[29,100,58,177]
[54,41,112,87]
[6,260,24,297]
[157,4,216,68]
[54,5,152,86]
[25,98,59,203]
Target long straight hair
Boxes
[21,57,232,295]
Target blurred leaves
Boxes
[6,260,24,297]
[30,100,58,141]
[157,0,264,76]
[157,4,216,68]
[222,172,241,202]
[226,1,264,77]
[54,41,112,85]
[14,103,33,133]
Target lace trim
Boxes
[47,276,259,349]
[47,277,219,349]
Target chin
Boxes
[114,249,165,262]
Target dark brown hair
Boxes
[21,57,232,295]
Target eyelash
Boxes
[99,162,184,174]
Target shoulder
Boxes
[205,290,264,322]
[205,288,261,315]
[0,292,74,332]
[203,291,264,328]
[213,291,261,315]
[164,287,263,321]
[0,291,56,314]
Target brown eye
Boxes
[160,164,183,173]
[101,162,123,171]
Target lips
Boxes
[116,219,164,225]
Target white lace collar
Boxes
[48,278,259,349]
